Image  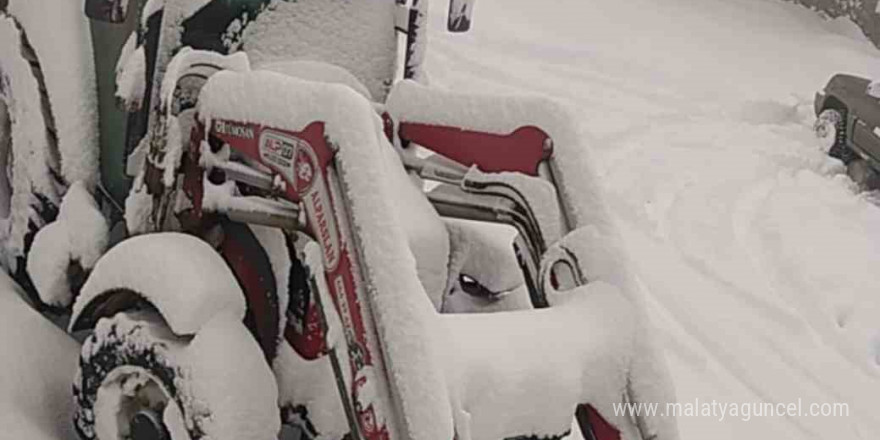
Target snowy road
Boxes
[427,0,880,438]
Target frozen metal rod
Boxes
[215,196,302,231]
[214,159,276,191]
[401,153,468,185]
[308,273,363,440]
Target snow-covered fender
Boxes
[68,232,246,336]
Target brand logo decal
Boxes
[307,181,340,270]
[214,120,255,139]
[259,130,298,174]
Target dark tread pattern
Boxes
[73,314,207,440]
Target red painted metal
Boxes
[381,112,395,143]
[181,120,281,360]
[576,404,622,440]
[397,122,552,176]
[218,221,280,360]
[206,118,392,440]
[181,119,206,227]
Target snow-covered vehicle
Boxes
[814,74,880,188]
[1,1,678,440]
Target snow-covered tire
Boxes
[0,16,62,300]
[74,309,281,440]
[846,159,880,191]
[814,108,856,164]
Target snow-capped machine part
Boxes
[0,0,679,439]
[189,63,678,440]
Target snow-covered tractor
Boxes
[0,1,678,440]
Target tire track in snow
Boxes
[429,1,880,437]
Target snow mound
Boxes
[115,36,146,111]
[187,313,281,440]
[28,181,109,307]
[441,282,640,440]
[239,0,398,101]
[258,60,373,101]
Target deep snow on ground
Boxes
[0,272,78,440]
[426,0,880,438]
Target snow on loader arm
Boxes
[384,80,680,439]
[187,65,678,440]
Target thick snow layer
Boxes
[379,142,451,310]
[27,181,109,307]
[442,219,532,314]
[159,48,251,114]
[425,0,880,438]
[115,39,146,111]
[186,313,281,440]
[238,0,398,101]
[71,233,246,336]
[0,272,78,440]
[274,342,349,440]
[258,60,374,101]
[386,76,677,438]
[8,0,99,187]
[440,281,645,440]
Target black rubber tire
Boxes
[847,159,880,191]
[74,311,196,440]
[0,18,62,309]
[815,108,857,164]
[73,309,280,440]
